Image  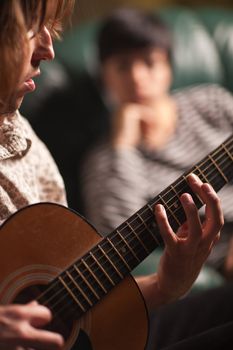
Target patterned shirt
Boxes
[81,84,233,269]
[0,111,67,224]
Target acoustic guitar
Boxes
[0,134,233,350]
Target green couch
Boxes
[21,6,233,290]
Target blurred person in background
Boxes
[81,7,233,279]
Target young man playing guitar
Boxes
[0,1,227,349]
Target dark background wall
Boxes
[72,0,233,23]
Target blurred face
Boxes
[102,47,172,106]
[2,25,54,115]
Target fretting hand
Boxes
[137,173,223,311]
[155,173,223,301]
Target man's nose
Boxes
[33,26,55,62]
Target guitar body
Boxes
[0,203,148,350]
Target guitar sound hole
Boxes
[14,284,74,341]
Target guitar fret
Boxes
[90,252,115,287]
[65,271,93,306]
[98,244,123,279]
[158,194,181,226]
[222,143,233,162]
[194,165,209,182]
[126,222,150,254]
[108,232,141,276]
[208,154,228,183]
[173,176,189,194]
[182,175,204,208]
[146,203,154,214]
[162,176,202,229]
[107,236,131,271]
[58,276,85,312]
[73,263,100,301]
[220,144,233,181]
[169,185,181,210]
[116,230,141,263]
[81,258,107,294]
[77,260,104,298]
[136,212,160,245]
[92,245,120,285]
[138,204,161,244]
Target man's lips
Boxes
[24,78,36,92]
[22,70,40,94]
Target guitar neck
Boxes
[38,134,233,321]
[104,133,233,272]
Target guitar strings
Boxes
[37,139,233,317]
[44,140,233,318]
[43,140,233,320]
[42,155,233,318]
[37,138,233,315]
[37,138,233,317]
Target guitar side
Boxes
[0,203,148,350]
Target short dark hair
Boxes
[97,8,173,64]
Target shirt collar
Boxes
[0,111,32,160]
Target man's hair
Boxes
[98,8,173,64]
[0,0,74,104]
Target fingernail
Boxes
[156,204,165,212]
[202,183,213,192]
[188,173,199,181]
[180,193,192,203]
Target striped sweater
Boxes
[81,84,233,268]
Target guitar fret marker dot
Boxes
[121,247,127,254]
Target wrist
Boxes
[136,274,180,313]
[156,277,182,304]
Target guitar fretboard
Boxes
[37,134,233,322]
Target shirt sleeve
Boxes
[190,84,233,129]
